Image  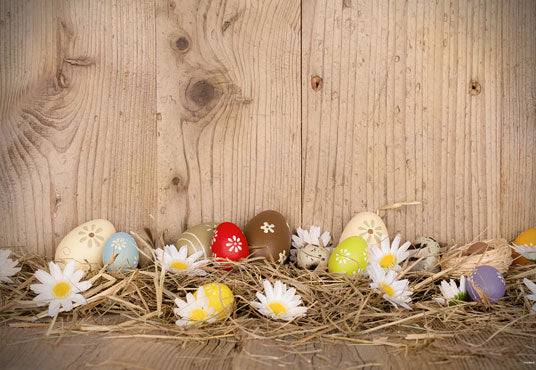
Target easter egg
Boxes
[211,222,249,266]
[407,236,440,272]
[463,241,489,256]
[102,232,139,272]
[512,228,536,265]
[244,210,291,262]
[195,283,234,319]
[55,219,116,271]
[328,236,368,276]
[297,243,330,271]
[467,265,506,304]
[339,212,388,248]
[176,222,219,258]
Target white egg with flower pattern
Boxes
[54,219,116,272]
[339,212,388,248]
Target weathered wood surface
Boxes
[1,0,535,255]
[1,327,535,369]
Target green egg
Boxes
[328,236,368,276]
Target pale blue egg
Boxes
[102,232,139,272]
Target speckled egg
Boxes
[211,222,249,268]
[245,210,291,262]
[102,232,139,272]
[407,236,440,272]
[297,244,331,271]
[328,236,368,277]
[339,212,388,248]
[467,265,506,304]
[55,219,116,271]
[176,222,219,258]
[194,283,234,319]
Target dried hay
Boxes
[1,232,535,354]
[441,239,513,278]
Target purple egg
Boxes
[467,265,506,304]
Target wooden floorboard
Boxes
[0,326,534,369]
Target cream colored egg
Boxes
[339,212,388,248]
[54,219,116,272]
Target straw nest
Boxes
[1,231,535,350]
[440,239,513,278]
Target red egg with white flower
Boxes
[211,222,249,267]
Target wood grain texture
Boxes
[302,0,536,245]
[0,0,535,256]
[1,327,534,369]
[0,0,157,258]
[156,0,302,241]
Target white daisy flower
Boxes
[523,278,536,313]
[290,226,331,262]
[369,234,411,271]
[174,287,217,326]
[368,263,412,310]
[250,279,307,321]
[30,261,92,317]
[434,276,468,305]
[155,244,208,276]
[0,249,21,283]
[511,244,536,262]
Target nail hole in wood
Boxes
[175,36,190,51]
[311,75,323,91]
[470,80,481,95]
[172,177,180,186]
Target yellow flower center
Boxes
[189,308,209,321]
[171,261,187,270]
[268,302,287,315]
[52,282,71,298]
[381,283,395,297]
[379,254,396,269]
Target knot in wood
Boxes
[470,80,481,95]
[175,36,190,51]
[311,75,323,91]
[186,80,215,107]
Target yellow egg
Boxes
[328,236,369,276]
[195,283,234,319]
[512,228,536,265]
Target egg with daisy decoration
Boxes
[511,228,536,265]
[339,212,388,247]
[250,280,307,321]
[102,232,139,272]
[194,283,234,319]
[54,219,116,272]
[211,222,249,268]
[155,245,208,276]
[244,210,291,262]
[328,236,368,277]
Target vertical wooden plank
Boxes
[500,0,536,240]
[156,0,302,241]
[0,0,157,257]
[302,0,533,245]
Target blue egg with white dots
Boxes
[102,232,139,272]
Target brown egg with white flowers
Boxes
[245,210,291,262]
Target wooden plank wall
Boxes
[0,0,534,257]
